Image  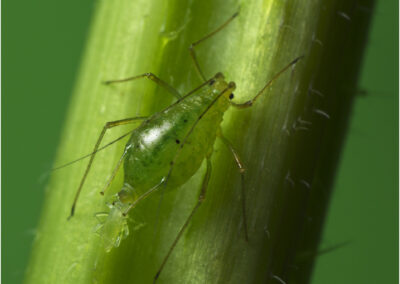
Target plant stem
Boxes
[25,0,374,283]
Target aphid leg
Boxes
[122,179,165,216]
[100,147,128,196]
[152,85,233,281]
[93,212,108,235]
[217,132,249,241]
[94,212,108,222]
[154,157,213,283]
[189,12,239,82]
[52,130,134,171]
[230,56,304,109]
[104,73,182,99]
[68,116,147,220]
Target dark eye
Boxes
[229,93,234,100]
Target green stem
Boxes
[25,1,374,283]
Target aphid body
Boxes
[123,74,232,196]
[97,74,234,251]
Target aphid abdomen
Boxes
[170,107,224,185]
[123,80,231,197]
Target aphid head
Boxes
[210,73,234,96]
[222,81,236,101]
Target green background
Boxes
[2,1,398,283]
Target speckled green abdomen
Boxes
[123,77,231,197]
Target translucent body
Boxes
[99,200,129,252]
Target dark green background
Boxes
[3,1,398,283]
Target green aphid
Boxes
[64,12,302,282]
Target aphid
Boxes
[65,12,302,282]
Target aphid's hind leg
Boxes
[68,116,147,219]
[230,56,304,109]
[104,73,182,99]
[154,156,213,283]
[217,132,249,241]
[189,12,239,82]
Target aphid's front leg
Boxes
[230,56,303,109]
[154,156,213,283]
[189,12,239,82]
[217,132,249,241]
[104,73,182,99]
[69,116,147,219]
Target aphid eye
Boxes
[209,79,216,86]
[229,93,234,100]
[175,139,180,144]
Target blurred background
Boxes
[3,1,398,283]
